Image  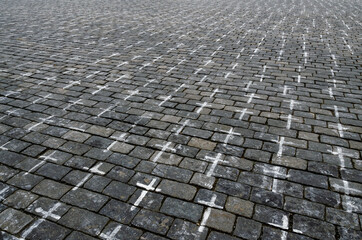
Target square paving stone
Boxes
[0,182,16,200]
[32,179,71,199]
[253,205,289,230]
[59,141,91,155]
[167,219,208,240]
[99,222,143,240]
[0,150,26,166]
[203,208,236,233]
[35,162,71,180]
[7,172,43,190]
[103,181,136,201]
[100,199,139,224]
[0,165,18,181]
[0,208,33,234]
[58,207,108,236]
[234,216,262,240]
[106,165,135,182]
[292,214,335,240]
[132,209,173,235]
[225,196,254,218]
[156,179,197,200]
[161,197,203,222]
[83,175,111,192]
[22,220,70,240]
[61,188,109,212]
[215,179,251,199]
[3,190,38,209]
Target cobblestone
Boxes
[0,0,361,239]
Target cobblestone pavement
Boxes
[0,0,361,239]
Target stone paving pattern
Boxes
[0,0,361,239]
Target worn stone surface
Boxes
[0,0,361,239]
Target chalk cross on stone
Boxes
[196,102,212,114]
[272,137,294,158]
[104,133,128,153]
[236,108,253,121]
[27,116,54,131]
[153,142,176,162]
[281,114,299,130]
[63,80,81,89]
[209,88,222,98]
[245,93,260,104]
[158,95,173,106]
[39,151,58,162]
[92,85,109,95]
[90,163,106,175]
[220,128,241,145]
[21,203,62,239]
[124,90,139,101]
[205,153,226,177]
[131,178,157,211]
[100,225,123,240]
[175,119,190,136]
[198,194,223,232]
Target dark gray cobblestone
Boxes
[0,0,361,239]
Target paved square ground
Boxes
[0,0,361,239]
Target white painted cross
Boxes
[158,95,173,107]
[283,86,291,95]
[196,102,212,114]
[236,108,253,120]
[198,194,223,232]
[255,74,271,82]
[284,99,300,111]
[224,72,232,79]
[131,178,157,211]
[153,142,176,162]
[97,106,115,117]
[33,94,52,104]
[220,128,241,145]
[113,74,129,83]
[63,80,81,89]
[63,99,83,111]
[272,137,293,158]
[281,114,299,130]
[198,76,207,83]
[72,173,92,191]
[292,74,305,83]
[89,163,106,175]
[21,203,62,239]
[0,141,11,151]
[194,68,203,74]
[104,133,127,152]
[117,61,129,67]
[175,119,190,136]
[124,90,139,101]
[100,225,122,240]
[139,62,151,70]
[27,116,53,131]
[244,81,253,91]
[166,66,176,74]
[39,151,58,162]
[86,71,100,79]
[245,93,260,104]
[143,79,155,87]
[209,88,221,98]
[92,85,109,95]
[205,153,226,177]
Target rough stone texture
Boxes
[0,0,361,239]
